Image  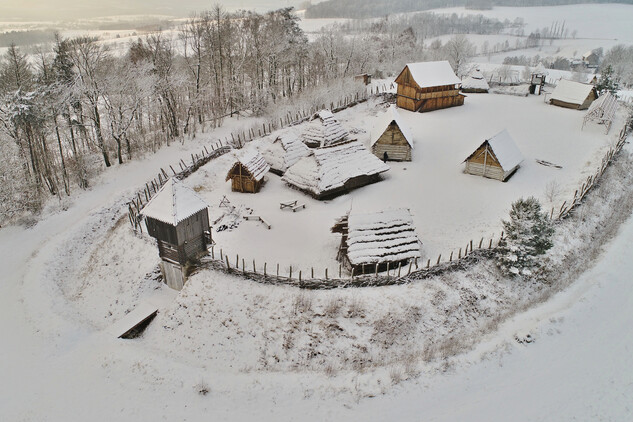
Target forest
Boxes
[305,0,633,18]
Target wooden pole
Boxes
[242,258,245,272]
[264,262,267,277]
[427,259,430,269]
[397,262,401,277]
[449,251,453,262]
[311,267,314,278]
[386,262,390,277]
[325,268,328,280]
[225,255,230,269]
[236,254,239,268]
[277,263,279,279]
[253,259,256,273]
[289,265,292,279]
[478,238,483,249]
[408,260,412,275]
[436,254,441,265]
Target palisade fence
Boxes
[193,115,632,289]
[130,86,631,289]
[127,83,395,231]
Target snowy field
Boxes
[175,94,625,273]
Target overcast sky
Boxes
[0,0,303,21]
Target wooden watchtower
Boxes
[141,178,210,290]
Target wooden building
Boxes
[260,131,310,175]
[582,50,600,68]
[331,208,421,274]
[369,105,413,161]
[530,63,548,95]
[461,68,489,93]
[463,129,523,182]
[395,61,465,112]
[141,178,210,290]
[282,140,389,199]
[549,79,598,110]
[302,109,349,148]
[354,73,372,85]
[226,149,270,193]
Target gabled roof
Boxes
[461,69,490,91]
[141,178,208,226]
[260,131,310,173]
[345,208,421,266]
[550,79,596,105]
[464,129,523,171]
[282,140,389,196]
[397,61,461,89]
[370,105,414,147]
[302,109,349,148]
[226,149,270,182]
[532,62,548,76]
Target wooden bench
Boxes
[280,200,297,209]
[243,215,271,229]
[292,203,306,212]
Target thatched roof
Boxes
[260,131,310,174]
[282,140,389,197]
[141,178,208,226]
[302,109,349,148]
[226,149,270,182]
[344,208,421,266]
[462,69,489,91]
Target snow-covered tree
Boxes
[596,65,620,97]
[497,197,554,277]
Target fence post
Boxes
[427,259,430,269]
[236,254,239,268]
[253,259,256,273]
[211,246,214,259]
[478,238,483,249]
[289,265,292,279]
[397,262,401,277]
[325,268,328,280]
[386,262,390,277]
[458,248,462,259]
[220,249,223,260]
[408,260,412,275]
[449,251,453,262]
[264,262,267,277]
[225,255,230,269]
[242,258,245,272]
[277,263,279,279]
[436,254,441,265]
[311,267,314,278]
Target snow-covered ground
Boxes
[178,94,625,273]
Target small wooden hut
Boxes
[395,61,465,112]
[282,140,389,199]
[461,68,489,93]
[354,73,372,85]
[226,150,270,193]
[582,50,600,68]
[331,208,421,274]
[370,105,413,161]
[141,178,210,290]
[302,109,349,148]
[463,129,523,182]
[260,131,310,175]
[549,79,598,110]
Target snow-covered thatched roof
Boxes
[282,140,389,197]
[141,178,208,226]
[226,149,270,182]
[550,79,595,105]
[401,61,461,88]
[345,208,421,266]
[484,130,523,171]
[302,109,349,148]
[461,69,490,91]
[259,132,310,173]
[370,105,414,147]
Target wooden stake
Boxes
[277,263,279,278]
[386,262,390,277]
[436,254,441,265]
[458,248,462,259]
[264,262,267,277]
[427,259,430,269]
[253,259,256,273]
[242,258,245,272]
[325,268,328,280]
[479,238,483,249]
[225,255,230,269]
[397,262,401,277]
[236,254,239,268]
[408,260,412,275]
[289,266,292,279]
[449,251,453,262]
[311,267,314,278]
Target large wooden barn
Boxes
[302,109,349,148]
[369,105,414,161]
[282,140,389,199]
[463,129,524,182]
[395,61,465,112]
[331,208,421,274]
[259,132,310,175]
[226,150,270,193]
[141,178,210,290]
[549,79,598,110]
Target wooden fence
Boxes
[192,114,632,289]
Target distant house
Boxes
[354,73,372,85]
[395,61,465,112]
[302,109,349,148]
[549,79,598,110]
[530,63,548,94]
[225,150,270,193]
[331,208,421,274]
[461,68,489,93]
[260,132,310,175]
[282,140,389,199]
[369,105,413,162]
[463,129,523,182]
[582,50,600,68]
[141,178,210,290]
